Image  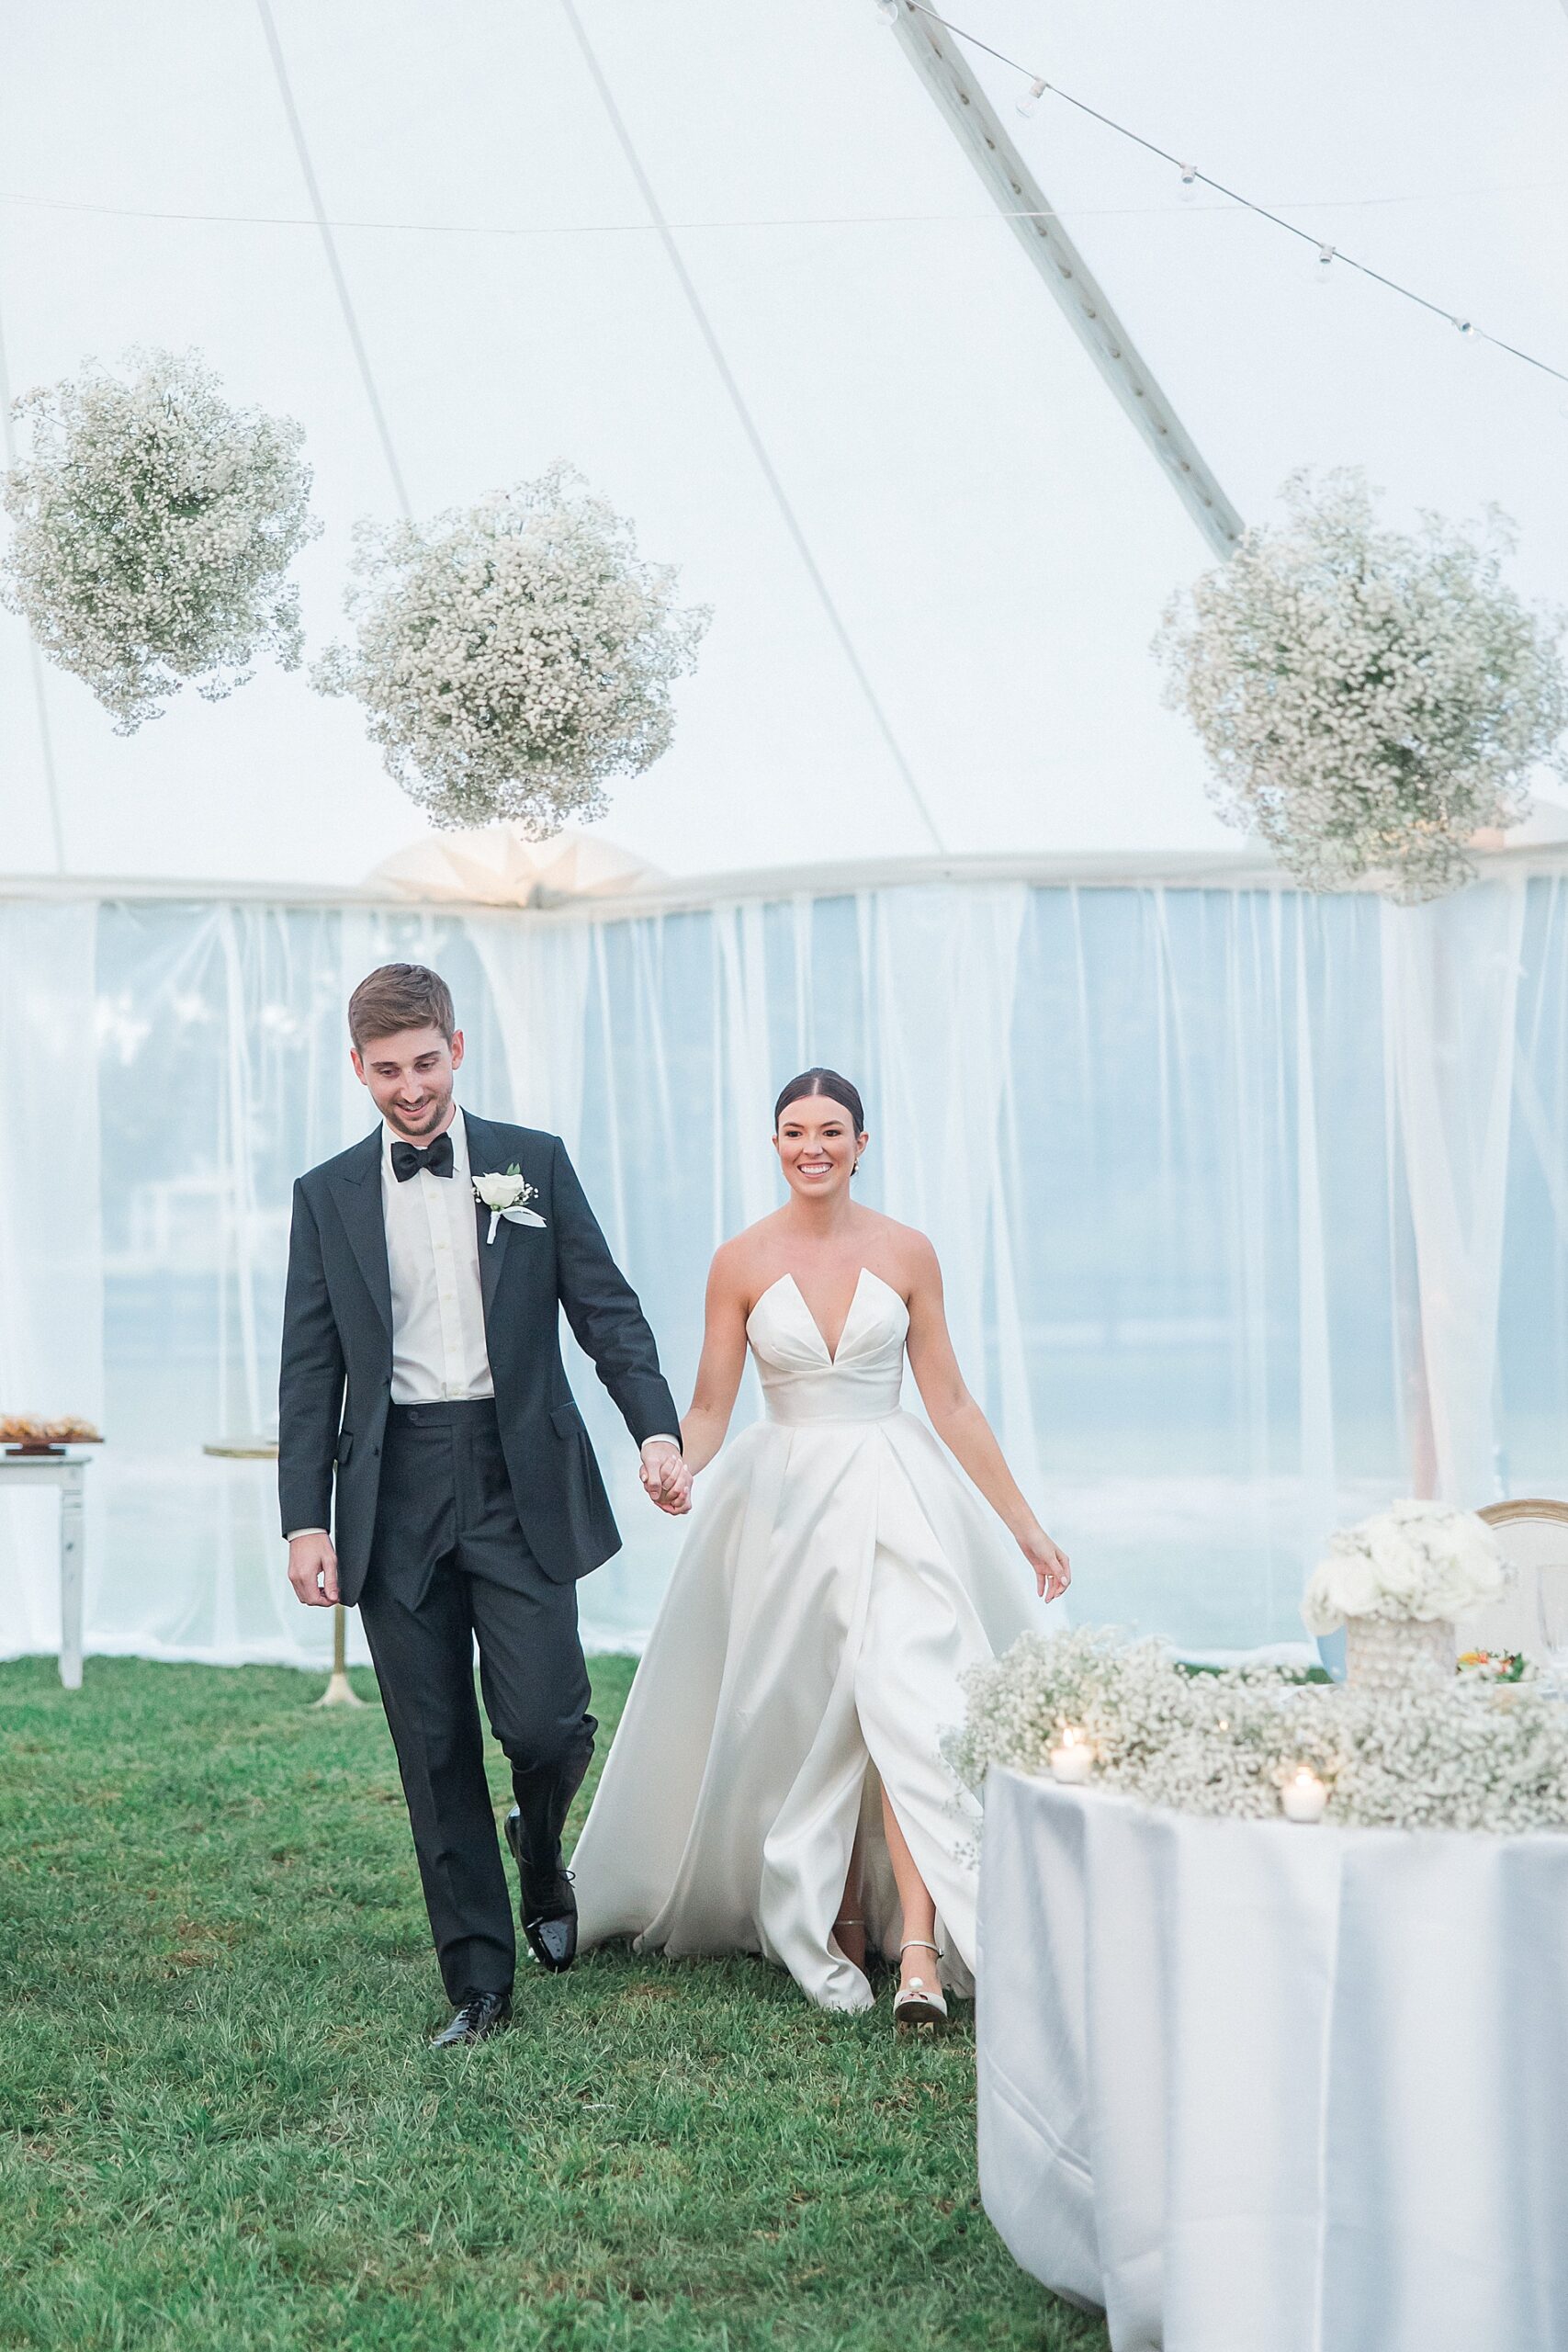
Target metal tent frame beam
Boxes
[888,2,1244,558]
[10,839,1568,917]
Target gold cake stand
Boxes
[202,1437,365,1708]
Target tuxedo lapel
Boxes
[462,1111,511,1326]
[329,1128,392,1338]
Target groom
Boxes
[278,962,690,2046]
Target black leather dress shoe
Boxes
[505,1804,579,1973]
[429,1991,511,2048]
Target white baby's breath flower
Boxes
[947,1624,1568,1836]
[1155,469,1568,904]
[0,347,319,730]
[313,463,709,834]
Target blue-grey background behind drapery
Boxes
[2,873,1563,1668]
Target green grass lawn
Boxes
[0,1654,1104,2352]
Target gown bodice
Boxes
[746,1268,909,1426]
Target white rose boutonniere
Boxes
[473,1164,546,1244]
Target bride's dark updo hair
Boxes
[773,1067,866,1136]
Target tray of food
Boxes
[1,1415,104,1456]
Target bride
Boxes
[571,1068,1070,2024]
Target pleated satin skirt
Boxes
[572,1406,1037,2010]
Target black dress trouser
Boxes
[355,1397,595,2001]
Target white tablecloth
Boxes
[976,1767,1568,2352]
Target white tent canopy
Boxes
[4,0,1566,889]
[6,5,1568,1675]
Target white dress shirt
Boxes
[384,1108,493,1405]
[285,1107,677,1542]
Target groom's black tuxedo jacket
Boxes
[277,1113,680,1604]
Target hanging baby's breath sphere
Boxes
[0,346,319,730]
[312,464,710,835]
[1156,469,1568,903]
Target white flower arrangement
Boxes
[949,1627,1568,1836]
[0,347,319,730]
[1302,1499,1507,1634]
[472,1165,544,1242]
[312,463,709,834]
[1155,469,1568,903]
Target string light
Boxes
[898,0,1568,388]
[0,11,1558,390]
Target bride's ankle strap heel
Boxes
[893,1940,948,2030]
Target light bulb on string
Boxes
[850,6,1565,393]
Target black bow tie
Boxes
[391,1131,456,1182]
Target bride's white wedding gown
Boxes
[572,1266,1038,2011]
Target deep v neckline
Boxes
[782,1266,871,1366]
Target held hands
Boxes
[640,1439,693,1516]
[1020,1523,1071,1603]
[288,1531,340,1608]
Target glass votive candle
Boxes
[1279,1765,1329,1824]
[1049,1726,1094,1785]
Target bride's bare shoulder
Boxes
[858,1211,941,1292]
[708,1215,789,1303]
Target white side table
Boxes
[0,1447,95,1689]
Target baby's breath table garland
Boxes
[1156,469,1568,903]
[0,347,319,729]
[952,1626,1568,1837]
[312,464,709,833]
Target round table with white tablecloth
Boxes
[976,1767,1568,2352]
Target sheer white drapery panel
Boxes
[0,902,103,1654]
[1382,880,1526,1506]
[1006,886,1404,1647]
[5,876,1568,1670]
[1498,875,1568,1503]
[88,901,446,1668]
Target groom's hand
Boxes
[288,1531,340,1607]
[639,1440,692,1516]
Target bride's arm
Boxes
[904,1237,1070,1601]
[679,1245,752,1476]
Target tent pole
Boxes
[886,2,1244,559]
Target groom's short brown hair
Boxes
[348,963,457,1050]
